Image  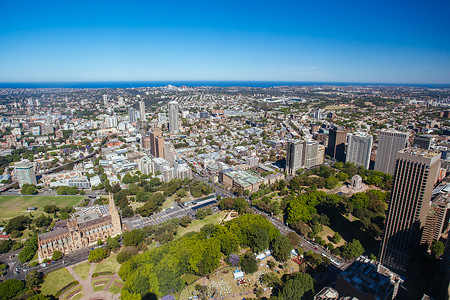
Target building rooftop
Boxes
[337,257,402,299]
[399,147,440,159]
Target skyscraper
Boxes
[412,134,433,150]
[103,94,108,107]
[303,140,319,169]
[168,101,179,134]
[346,132,373,169]
[14,160,37,187]
[149,128,164,158]
[139,100,146,121]
[374,130,409,175]
[326,127,347,161]
[379,148,440,274]
[128,107,137,123]
[286,140,303,175]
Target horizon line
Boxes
[0,80,449,87]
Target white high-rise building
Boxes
[139,100,146,121]
[168,101,179,134]
[158,113,168,127]
[303,140,319,169]
[103,95,108,107]
[346,132,373,169]
[105,117,118,128]
[374,130,409,175]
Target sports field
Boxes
[0,195,84,221]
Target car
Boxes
[314,247,318,250]
[40,263,46,267]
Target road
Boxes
[1,246,92,281]
[192,173,234,198]
[193,173,353,270]
[251,208,352,270]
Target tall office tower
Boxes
[303,140,319,169]
[158,113,167,127]
[168,101,179,134]
[155,136,165,158]
[286,140,303,175]
[149,128,164,158]
[14,160,37,187]
[413,135,433,150]
[164,143,177,167]
[326,127,347,161]
[346,132,373,169]
[139,100,146,121]
[142,136,151,149]
[374,130,409,175]
[103,94,108,107]
[420,193,450,246]
[128,108,136,123]
[379,148,440,274]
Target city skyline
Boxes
[1,0,449,84]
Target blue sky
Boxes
[0,0,449,83]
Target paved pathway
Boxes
[62,262,119,300]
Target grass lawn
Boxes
[0,195,84,221]
[93,252,121,274]
[92,278,110,292]
[109,279,123,295]
[41,268,75,296]
[161,194,176,210]
[182,274,201,285]
[73,262,91,280]
[317,225,346,247]
[129,201,145,210]
[177,211,226,237]
[63,286,83,300]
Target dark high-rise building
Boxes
[149,128,164,158]
[326,127,347,161]
[379,148,441,274]
[413,135,433,150]
[374,130,409,175]
[286,140,302,175]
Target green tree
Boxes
[52,250,63,261]
[0,279,25,300]
[5,215,32,233]
[123,229,146,247]
[88,248,109,262]
[18,235,38,262]
[340,239,364,259]
[279,272,314,300]
[179,215,192,227]
[117,247,139,264]
[430,240,445,258]
[26,270,44,290]
[240,253,258,274]
[331,232,342,244]
[271,235,293,262]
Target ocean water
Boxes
[0,81,448,89]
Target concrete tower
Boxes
[346,132,373,169]
[168,101,179,134]
[375,130,409,175]
[379,148,440,274]
[139,100,146,121]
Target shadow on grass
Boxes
[317,204,379,254]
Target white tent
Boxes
[233,270,244,279]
